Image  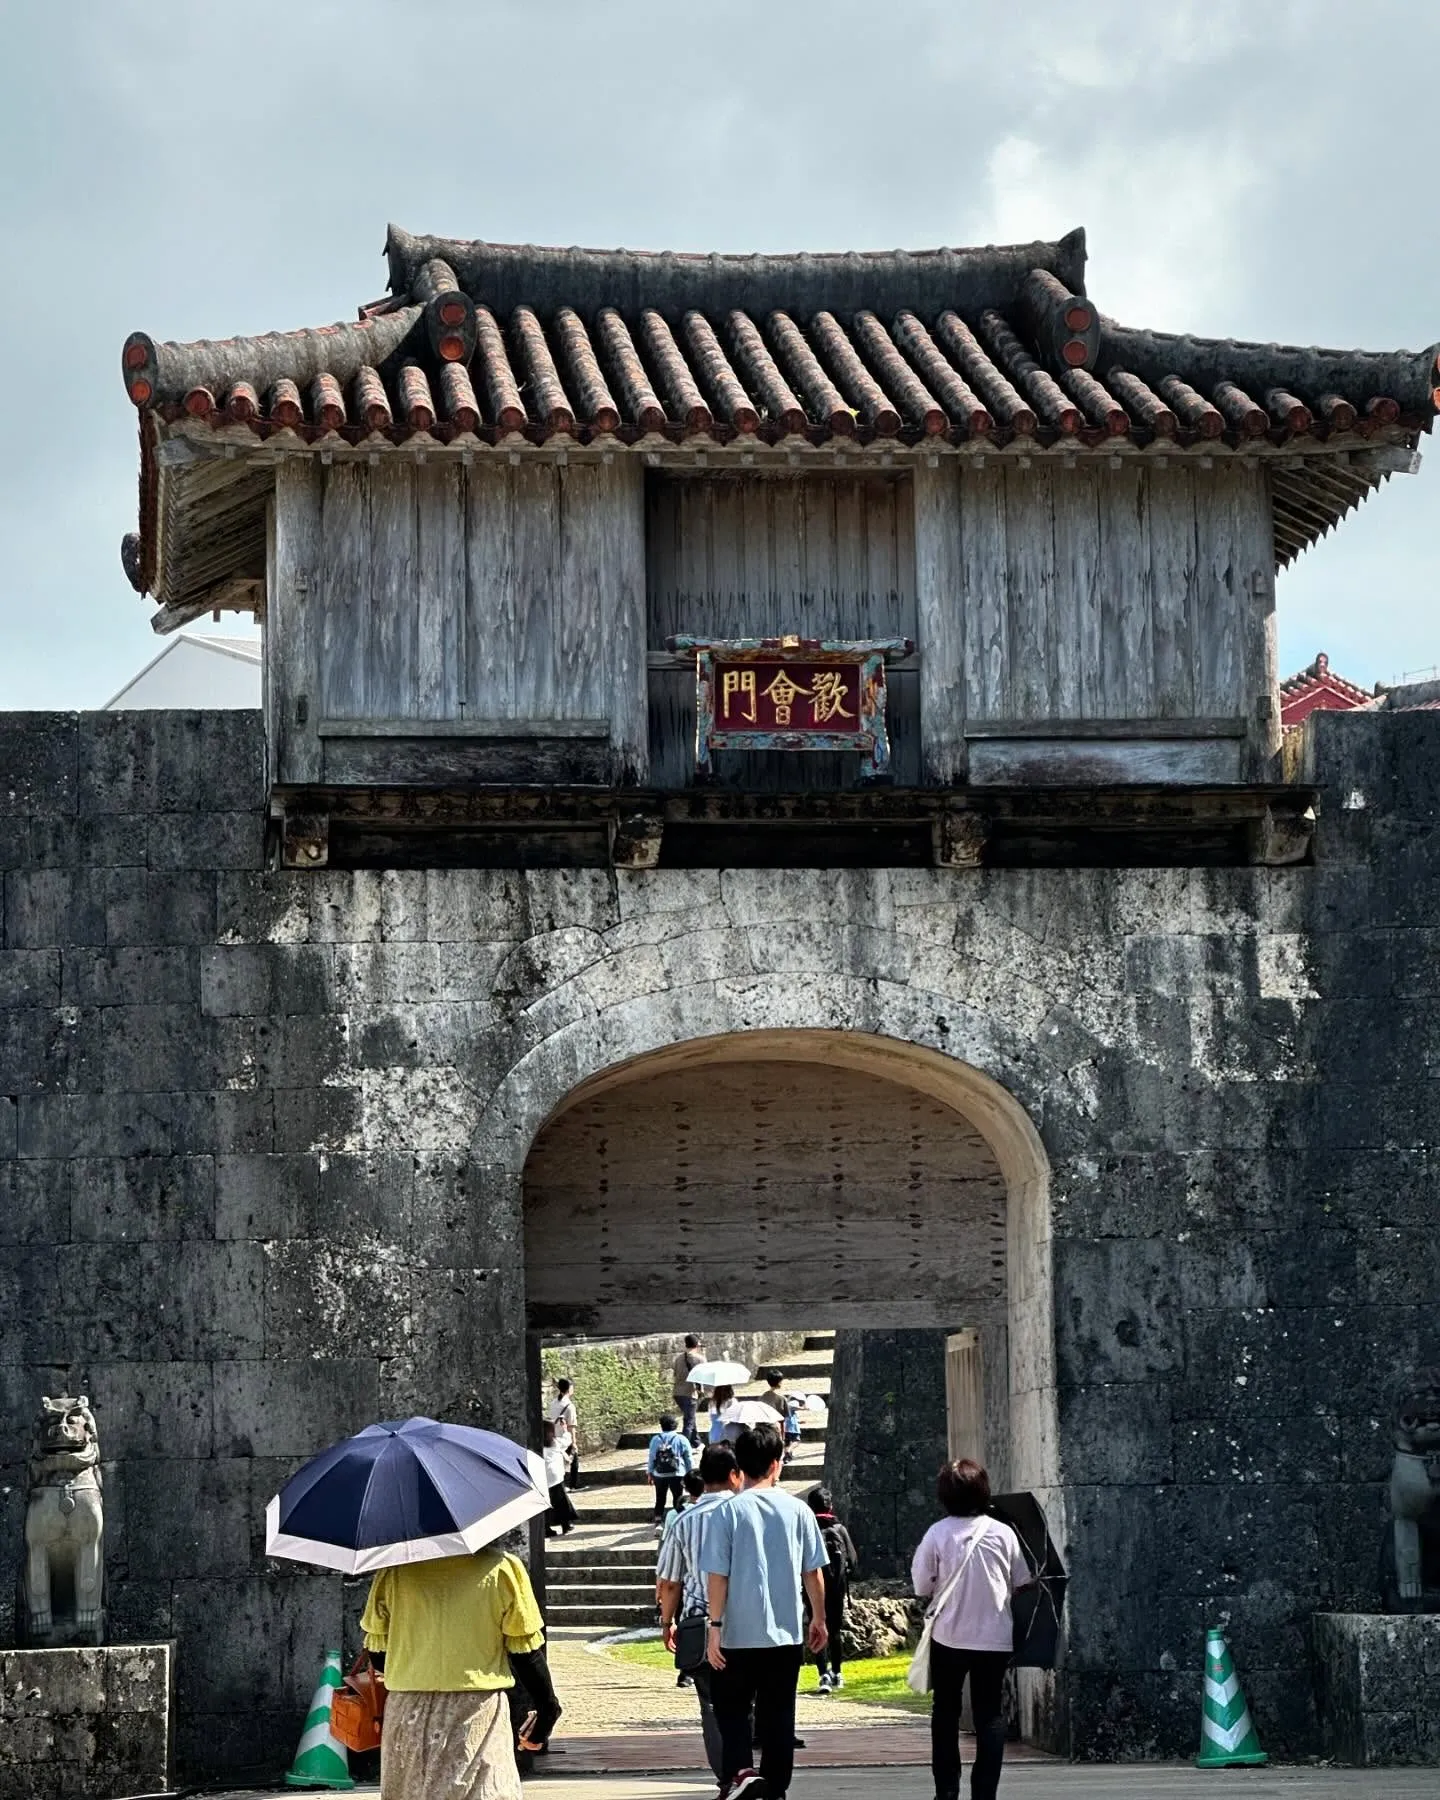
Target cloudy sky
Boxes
[2,1,1436,709]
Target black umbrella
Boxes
[989,1491,1068,1669]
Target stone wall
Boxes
[2,707,1439,1771]
[1312,1614,1440,1765]
[824,1329,951,1579]
[0,1644,172,1799]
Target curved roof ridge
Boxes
[383,222,1089,324]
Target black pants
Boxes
[652,1475,685,1517]
[690,1661,723,1779]
[566,1448,580,1490]
[547,1483,577,1530]
[929,1643,1010,1800]
[712,1643,803,1796]
[814,1574,847,1677]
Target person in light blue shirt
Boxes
[657,1442,743,1780]
[700,1421,828,1800]
[647,1413,695,1533]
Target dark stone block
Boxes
[1247,1229,1358,1308]
[0,949,60,1007]
[26,813,148,869]
[1172,1412,1342,1486]
[0,715,77,816]
[175,1708,296,1785]
[271,1085,362,1154]
[0,1095,14,1159]
[170,1572,340,1716]
[1153,1483,1321,1598]
[61,945,198,1007]
[104,868,217,947]
[123,1457,254,1578]
[1175,1306,1419,1423]
[1065,1667,1199,1760]
[78,711,264,816]
[199,944,334,1018]
[54,1241,264,1360]
[0,1161,69,1244]
[101,1005,253,1094]
[251,1013,350,1089]
[147,810,265,871]
[1389,929,1440,998]
[0,1007,102,1094]
[1058,1384,1173,1484]
[1309,931,1396,1000]
[70,1155,215,1242]
[1055,1240,1183,1386]
[212,1357,378,1459]
[3,869,107,947]
[85,1361,215,1457]
[215,1153,318,1240]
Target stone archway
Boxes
[514,1026,1055,1502]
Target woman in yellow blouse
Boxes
[361,1544,555,1800]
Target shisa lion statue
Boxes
[1389,1367,1440,1610]
[23,1395,104,1645]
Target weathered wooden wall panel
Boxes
[524,1060,1008,1332]
[943,458,1273,744]
[267,460,324,784]
[274,459,648,785]
[646,472,919,789]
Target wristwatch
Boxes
[709,1619,723,1629]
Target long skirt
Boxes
[380,1688,521,1800]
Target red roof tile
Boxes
[1280,653,1375,726]
[119,222,1440,597]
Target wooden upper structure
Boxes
[117,224,1437,867]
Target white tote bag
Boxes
[907,1525,987,1694]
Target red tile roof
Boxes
[120,222,1440,603]
[1279,653,1375,727]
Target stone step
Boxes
[545,1545,658,1569]
[545,1562,657,1587]
[546,1601,657,1629]
[803,1333,836,1351]
[549,1579,658,1602]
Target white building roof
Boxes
[105,632,262,710]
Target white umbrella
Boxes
[727,1400,780,1427]
[803,1394,828,1413]
[689,1360,750,1389]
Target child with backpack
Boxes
[647,1412,695,1534]
[806,1485,858,1692]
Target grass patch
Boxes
[602,1640,927,1714]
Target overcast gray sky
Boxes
[2,1,1436,709]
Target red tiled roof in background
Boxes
[1280,653,1376,727]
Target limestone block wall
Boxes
[0,1644,172,1800]
[1,706,1438,1771]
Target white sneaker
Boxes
[817,1671,834,1694]
[831,1672,845,1690]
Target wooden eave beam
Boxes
[149,575,264,635]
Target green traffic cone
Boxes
[1195,1627,1268,1768]
[285,1648,356,1790]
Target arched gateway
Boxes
[521,1027,1054,1494]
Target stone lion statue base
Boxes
[22,1395,104,1647]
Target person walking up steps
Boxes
[805,1486,857,1693]
[657,1442,743,1781]
[648,1413,695,1534]
[542,1423,576,1536]
[912,1458,1033,1800]
[702,1421,829,1800]
[674,1333,705,1445]
[549,1377,580,1490]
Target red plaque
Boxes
[713,660,864,734]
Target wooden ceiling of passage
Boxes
[523,1056,1008,1333]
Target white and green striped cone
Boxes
[284,1648,356,1790]
[1196,1628,1267,1768]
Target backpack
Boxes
[653,1438,680,1476]
[822,1519,851,1577]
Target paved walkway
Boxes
[231,1768,1440,1798]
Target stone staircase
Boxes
[545,1332,835,1634]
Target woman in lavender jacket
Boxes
[911,1459,1032,1800]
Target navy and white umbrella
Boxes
[265,1417,550,1574]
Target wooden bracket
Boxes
[610,813,664,870]
[1250,804,1315,867]
[933,810,987,869]
[281,810,330,869]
